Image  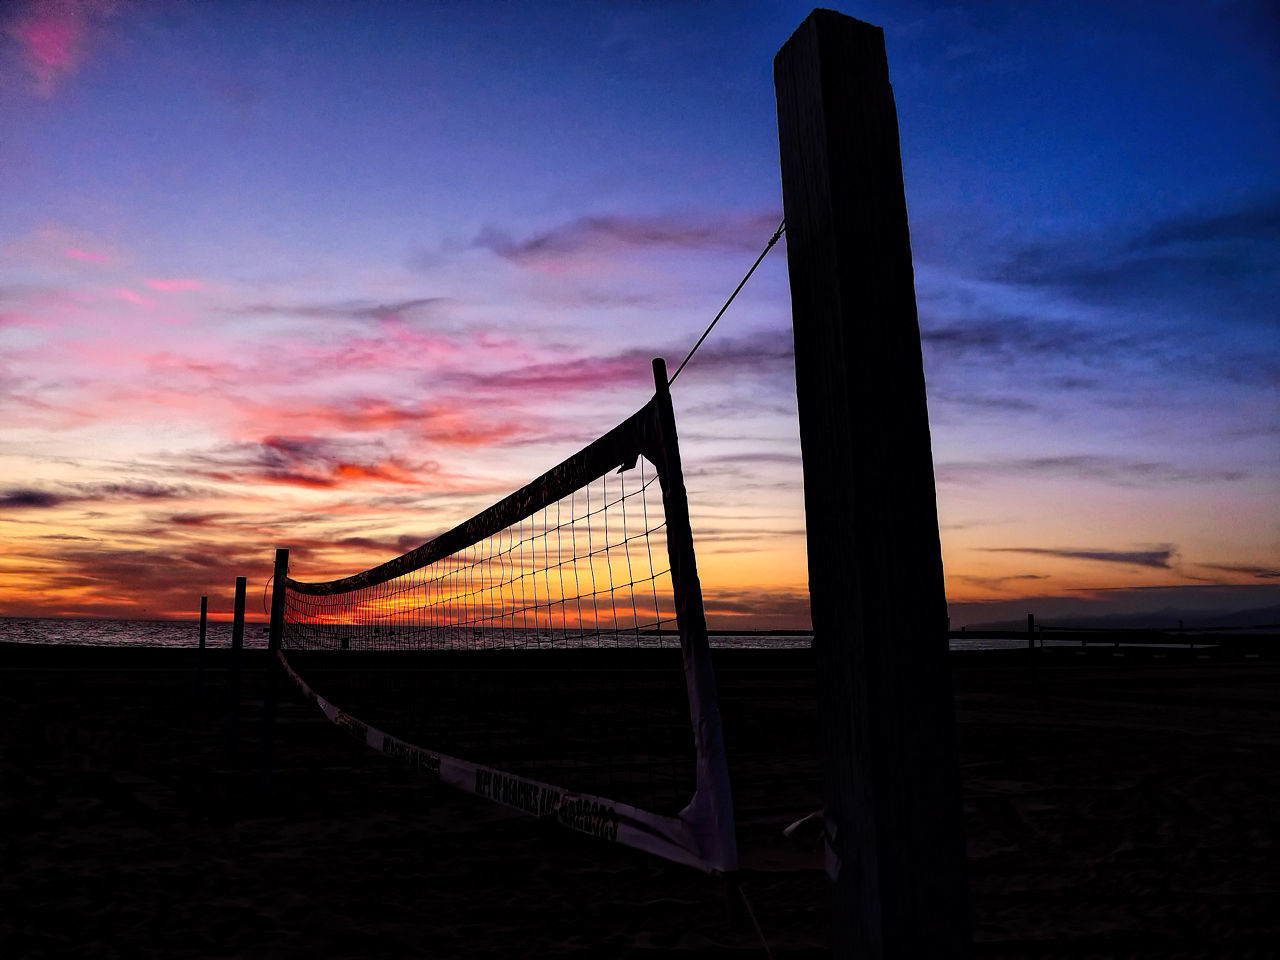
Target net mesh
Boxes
[281,440,700,816]
[284,457,676,650]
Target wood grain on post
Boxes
[774,10,970,956]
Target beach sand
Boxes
[1,644,1276,957]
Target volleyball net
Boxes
[272,361,737,873]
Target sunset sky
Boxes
[2,0,1277,628]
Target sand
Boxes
[1,643,1276,958]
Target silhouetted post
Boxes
[775,10,970,957]
[1028,613,1035,651]
[225,576,247,753]
[259,548,289,788]
[198,595,208,693]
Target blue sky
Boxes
[1,0,1276,625]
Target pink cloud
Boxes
[0,310,55,330]
[6,2,88,96]
[64,245,111,264]
[256,398,527,448]
[144,278,205,292]
[4,0,124,97]
[113,287,150,306]
[476,211,782,269]
[11,12,81,88]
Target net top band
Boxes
[285,397,666,596]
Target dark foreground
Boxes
[1,644,1276,958]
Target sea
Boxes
[0,616,1040,651]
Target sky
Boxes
[1,0,1277,629]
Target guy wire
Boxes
[667,219,786,386]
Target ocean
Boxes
[0,616,1038,651]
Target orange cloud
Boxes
[333,462,420,484]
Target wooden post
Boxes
[259,548,289,788]
[225,576,247,754]
[775,11,970,956]
[1028,613,1035,651]
[198,595,208,693]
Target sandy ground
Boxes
[1,644,1276,958]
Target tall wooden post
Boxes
[259,549,289,788]
[1028,612,1036,650]
[225,576,247,754]
[774,11,970,957]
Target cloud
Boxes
[688,524,806,553]
[697,452,803,469]
[10,541,266,608]
[271,398,525,448]
[229,296,447,324]
[448,348,654,397]
[1196,563,1280,580]
[475,211,781,266]
[955,573,1048,591]
[168,512,228,527]
[914,194,1280,405]
[445,329,793,400]
[1133,197,1280,255]
[921,315,1133,364]
[113,287,150,306]
[701,586,811,626]
[932,391,1037,413]
[982,545,1178,569]
[183,435,438,489]
[64,246,111,264]
[937,455,1248,487]
[4,226,123,272]
[665,328,794,380]
[333,533,435,555]
[996,193,1280,322]
[3,0,121,97]
[0,489,67,509]
[0,480,201,510]
[144,278,205,292]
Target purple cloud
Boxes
[983,546,1178,569]
[476,211,782,264]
